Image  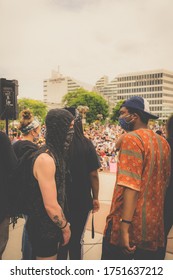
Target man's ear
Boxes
[132,113,139,120]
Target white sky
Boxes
[1,0,173,100]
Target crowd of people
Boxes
[84,122,167,172]
[8,117,167,173]
[0,95,173,260]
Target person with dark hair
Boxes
[162,114,173,258]
[13,109,40,260]
[26,108,74,260]
[0,131,17,259]
[58,109,101,260]
[101,96,171,260]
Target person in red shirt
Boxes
[101,96,171,260]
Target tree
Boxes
[62,88,84,105]
[110,100,125,122]
[62,88,109,123]
[18,98,48,123]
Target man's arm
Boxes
[120,186,138,254]
[33,153,71,246]
[89,170,100,213]
[116,133,143,254]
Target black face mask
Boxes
[45,108,74,156]
[118,114,134,132]
[63,127,74,155]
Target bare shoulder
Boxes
[35,152,54,166]
[33,153,55,177]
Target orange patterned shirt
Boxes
[105,129,171,250]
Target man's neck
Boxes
[133,122,148,130]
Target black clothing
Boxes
[26,149,63,257]
[10,140,38,218]
[58,210,89,260]
[101,236,164,260]
[67,137,101,212]
[162,137,173,258]
[13,140,38,259]
[0,132,17,223]
[13,140,38,159]
[59,134,101,260]
[25,109,74,258]
[164,137,173,233]
[101,222,164,260]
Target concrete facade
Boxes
[95,69,173,120]
[43,70,93,109]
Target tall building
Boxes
[94,75,109,93]
[94,76,117,111]
[43,70,93,108]
[95,69,173,120]
[116,69,173,120]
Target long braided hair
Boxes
[43,108,74,209]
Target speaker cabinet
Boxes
[0,78,18,120]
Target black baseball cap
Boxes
[121,96,159,120]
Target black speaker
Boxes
[0,78,18,120]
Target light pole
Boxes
[77,105,89,126]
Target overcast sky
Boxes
[1,0,173,100]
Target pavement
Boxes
[2,172,173,260]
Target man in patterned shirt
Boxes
[101,96,171,260]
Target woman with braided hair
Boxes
[26,108,74,260]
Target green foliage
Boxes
[0,121,5,131]
[18,98,48,123]
[62,88,109,123]
[62,88,84,105]
[110,100,125,122]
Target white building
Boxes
[95,69,173,120]
[43,70,93,108]
[116,69,173,120]
[94,76,117,111]
[94,75,109,93]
